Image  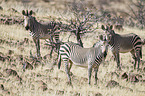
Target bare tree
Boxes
[128,0,145,29]
[62,0,98,47]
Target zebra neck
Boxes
[30,19,39,32]
[103,50,107,59]
[29,21,40,38]
[95,51,106,61]
[109,36,116,47]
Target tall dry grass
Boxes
[0,1,145,96]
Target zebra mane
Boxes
[103,49,107,59]
[110,30,115,35]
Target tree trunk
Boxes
[76,28,83,47]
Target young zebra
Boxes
[101,25,143,70]
[22,10,61,58]
[58,35,108,85]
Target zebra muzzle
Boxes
[25,26,29,30]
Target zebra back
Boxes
[102,25,142,53]
[58,40,108,69]
[22,10,61,42]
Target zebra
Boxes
[22,10,61,58]
[58,35,108,85]
[101,25,143,70]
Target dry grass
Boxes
[0,1,145,96]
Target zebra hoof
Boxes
[137,68,141,72]
[66,81,72,85]
[117,67,122,71]
[38,56,42,59]
[94,82,97,85]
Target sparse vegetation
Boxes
[60,1,99,47]
[128,0,145,29]
[0,0,145,96]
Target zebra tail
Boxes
[58,54,61,69]
[140,49,142,59]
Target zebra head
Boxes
[22,10,35,31]
[101,25,115,43]
[93,34,107,47]
[99,34,108,55]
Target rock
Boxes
[0,84,10,94]
[0,72,3,77]
[5,69,18,76]
[8,50,14,55]
[56,90,64,95]
[143,67,145,72]
[42,0,50,2]
[0,56,5,62]
[106,80,120,88]
[121,72,139,82]
[73,92,81,96]
[121,72,128,80]
[95,92,103,96]
[41,85,47,91]
[0,6,3,10]
[128,75,139,82]
[0,84,4,90]
[36,80,48,91]
[8,8,18,13]
[21,0,31,3]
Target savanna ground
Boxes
[0,0,145,96]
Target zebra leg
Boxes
[113,51,121,70]
[88,64,93,85]
[64,61,72,85]
[130,50,137,69]
[94,66,99,85]
[33,38,41,58]
[68,60,73,72]
[136,50,140,70]
[54,33,60,43]
[50,46,54,58]
[54,33,60,52]
[49,37,54,58]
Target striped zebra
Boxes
[22,10,61,58]
[101,25,143,70]
[58,35,108,85]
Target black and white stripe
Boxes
[102,25,143,70]
[22,10,61,57]
[58,39,108,85]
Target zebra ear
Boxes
[22,10,26,15]
[29,10,33,15]
[101,25,105,30]
[110,25,113,30]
